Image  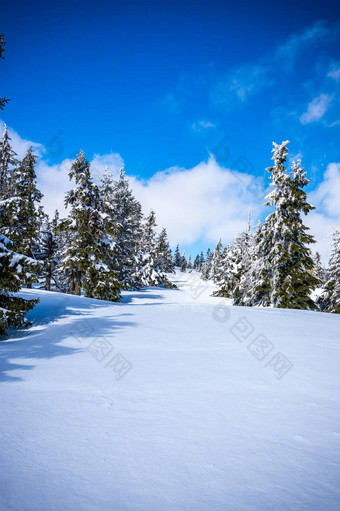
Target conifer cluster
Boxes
[0,129,175,335]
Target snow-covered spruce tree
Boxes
[180,253,187,272]
[133,210,175,287]
[199,251,205,269]
[210,239,223,282]
[0,124,17,197]
[1,146,43,287]
[201,248,213,280]
[213,230,253,304]
[37,212,59,291]
[321,228,340,313]
[212,243,227,289]
[173,244,182,267]
[213,243,235,298]
[103,168,143,289]
[242,220,263,306]
[156,228,175,273]
[0,234,39,336]
[232,229,254,305]
[187,254,193,269]
[60,151,121,301]
[7,147,43,254]
[253,142,319,309]
[193,254,201,270]
[312,251,326,285]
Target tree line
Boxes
[0,127,176,335]
[194,141,339,314]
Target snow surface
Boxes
[1,271,340,511]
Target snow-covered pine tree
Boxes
[180,252,187,272]
[1,146,43,287]
[104,168,143,289]
[213,229,253,304]
[212,243,228,289]
[156,228,175,273]
[213,243,235,298]
[0,234,39,336]
[37,212,59,291]
[199,251,205,269]
[201,248,213,280]
[253,142,318,309]
[53,210,75,293]
[187,254,193,269]
[312,251,326,285]
[173,244,182,267]
[134,210,175,287]
[193,254,201,270]
[286,159,320,308]
[61,151,121,301]
[232,229,254,305]
[321,228,340,313]
[7,147,43,254]
[242,220,263,306]
[0,124,17,197]
[98,166,124,292]
[210,239,223,282]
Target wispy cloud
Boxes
[212,21,338,107]
[300,93,333,124]
[274,21,332,62]
[308,162,340,261]
[192,120,216,132]
[327,61,340,81]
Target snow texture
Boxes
[0,271,340,510]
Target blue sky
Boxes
[1,0,340,260]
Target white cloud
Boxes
[300,93,333,124]
[0,122,264,247]
[38,154,265,248]
[0,120,43,159]
[192,120,216,132]
[327,61,340,81]
[129,157,264,246]
[2,122,339,262]
[307,162,340,262]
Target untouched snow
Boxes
[0,271,340,511]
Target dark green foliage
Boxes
[61,151,121,301]
[0,234,39,336]
[37,212,59,291]
[253,142,319,310]
[156,228,175,273]
[0,125,17,196]
[173,244,182,267]
[102,168,143,290]
[134,210,176,288]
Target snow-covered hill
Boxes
[1,271,340,511]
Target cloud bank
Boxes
[1,121,339,261]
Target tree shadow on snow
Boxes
[0,294,136,383]
[121,288,166,305]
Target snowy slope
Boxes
[0,271,340,511]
